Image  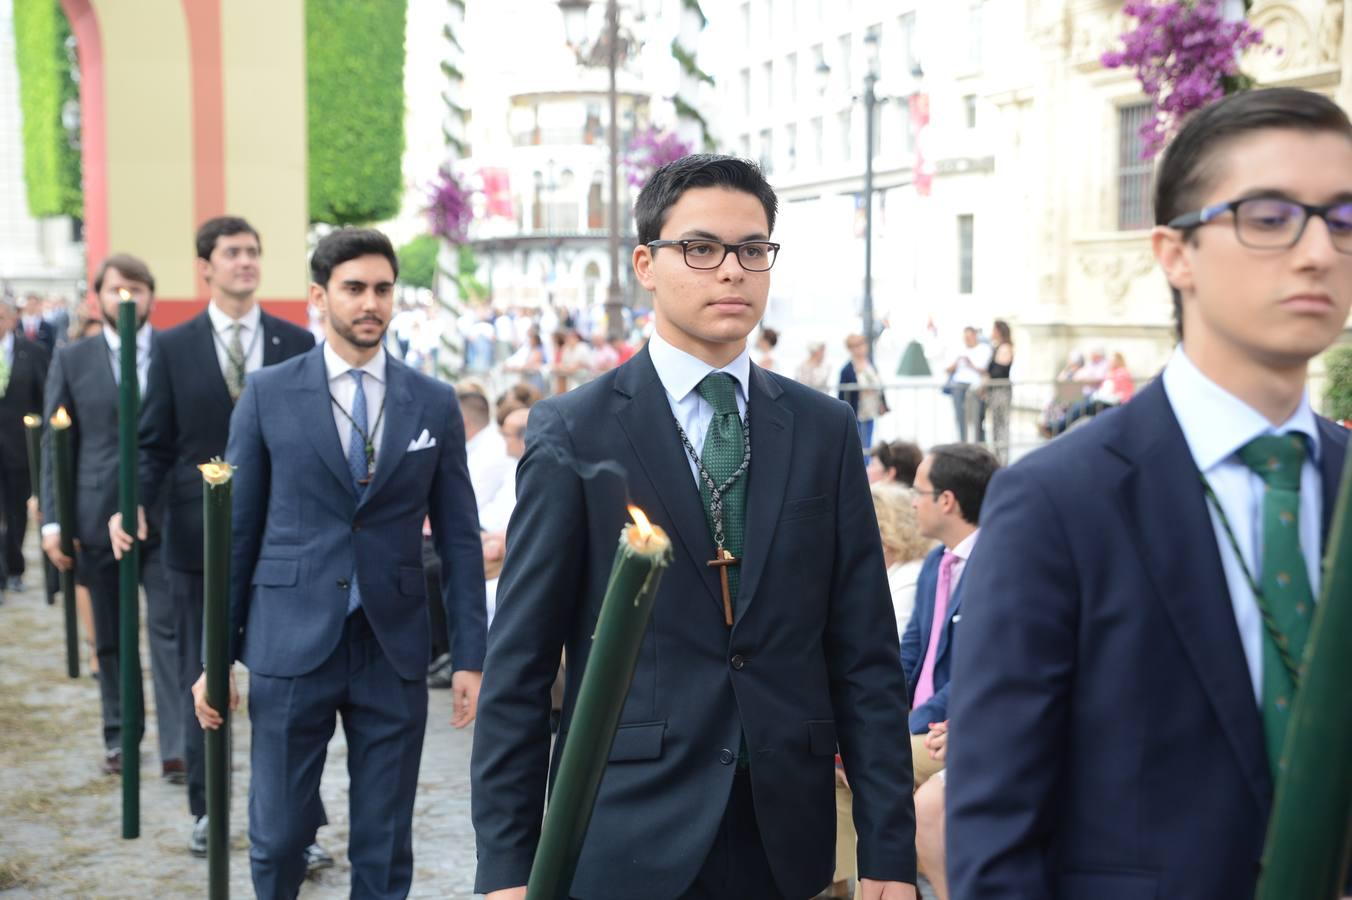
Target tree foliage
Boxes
[307,0,408,224]
[398,234,440,289]
[13,0,81,218]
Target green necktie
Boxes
[697,373,746,612]
[1237,433,1314,774]
[226,323,246,402]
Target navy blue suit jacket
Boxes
[947,380,1348,900]
[471,348,916,899]
[900,545,965,733]
[225,346,486,680]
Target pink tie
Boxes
[913,550,960,708]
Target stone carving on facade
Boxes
[1077,249,1155,314]
[1246,3,1318,77]
[1318,0,1344,64]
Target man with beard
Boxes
[109,216,316,857]
[192,227,486,898]
[41,254,181,777]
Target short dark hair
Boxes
[309,227,399,287]
[196,216,261,261]
[871,440,924,487]
[93,254,155,294]
[1154,88,1352,339]
[634,154,778,246]
[457,389,490,429]
[927,443,1000,525]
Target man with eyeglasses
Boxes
[473,155,919,899]
[946,89,1352,899]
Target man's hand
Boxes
[191,669,239,730]
[42,532,74,571]
[482,532,506,563]
[108,506,147,560]
[859,879,917,899]
[485,888,526,900]
[450,669,482,728]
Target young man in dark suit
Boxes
[110,216,315,856]
[0,297,49,595]
[472,155,918,900]
[193,228,486,898]
[948,88,1352,899]
[41,254,181,778]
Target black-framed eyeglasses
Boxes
[646,239,781,271]
[1167,197,1352,254]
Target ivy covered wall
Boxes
[12,0,81,218]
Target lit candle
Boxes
[527,505,672,899]
[48,407,78,679]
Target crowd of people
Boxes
[0,86,1349,900]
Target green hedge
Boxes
[1324,344,1352,422]
[307,0,407,225]
[398,234,439,289]
[12,0,81,218]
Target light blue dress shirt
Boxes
[1162,347,1323,705]
[646,330,750,488]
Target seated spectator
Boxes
[873,483,936,640]
[867,440,923,487]
[1045,351,1135,436]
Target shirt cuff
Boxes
[41,523,60,537]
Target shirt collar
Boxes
[102,322,154,356]
[323,340,387,384]
[952,528,980,562]
[207,300,261,335]
[1161,345,1320,472]
[647,329,751,406]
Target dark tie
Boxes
[697,373,746,611]
[346,370,369,614]
[1237,433,1313,773]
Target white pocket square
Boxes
[407,429,437,452]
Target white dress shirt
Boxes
[951,341,993,386]
[465,426,510,523]
[647,330,751,488]
[207,300,264,381]
[1162,347,1323,704]
[102,322,153,394]
[324,342,387,460]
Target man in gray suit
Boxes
[41,254,182,778]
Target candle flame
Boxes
[23,414,41,428]
[117,287,132,302]
[628,505,654,541]
[199,461,235,485]
[51,406,72,429]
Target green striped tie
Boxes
[1237,433,1314,774]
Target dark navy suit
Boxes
[947,380,1348,900]
[226,346,485,899]
[900,545,964,734]
[471,348,916,899]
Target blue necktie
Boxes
[346,370,368,614]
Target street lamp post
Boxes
[560,0,627,341]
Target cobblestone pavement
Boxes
[1,532,937,899]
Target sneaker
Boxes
[305,842,335,875]
[189,815,208,858]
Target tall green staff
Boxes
[201,460,234,899]
[1257,453,1352,899]
[527,507,672,899]
[117,288,143,840]
[48,406,78,677]
[22,415,53,606]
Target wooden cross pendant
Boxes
[708,548,739,627]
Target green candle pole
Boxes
[1257,455,1352,899]
[526,510,672,900]
[22,416,53,607]
[49,408,78,678]
[201,460,234,899]
[117,290,143,840]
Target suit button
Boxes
[731,654,745,670]
[718,749,735,765]
[337,579,349,589]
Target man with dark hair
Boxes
[0,296,48,597]
[948,87,1352,899]
[192,227,485,898]
[902,443,998,787]
[472,155,918,900]
[19,294,57,356]
[41,255,183,777]
[110,215,315,857]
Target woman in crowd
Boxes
[795,340,830,391]
[984,320,1015,463]
[867,440,923,488]
[838,334,886,451]
[756,326,779,373]
[504,326,548,394]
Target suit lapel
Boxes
[935,577,965,663]
[259,311,289,366]
[735,365,792,623]
[286,348,356,499]
[1317,418,1348,551]
[614,350,726,616]
[1113,381,1272,813]
[358,358,421,506]
[192,313,236,416]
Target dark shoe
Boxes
[162,758,187,785]
[304,842,335,876]
[101,748,122,775]
[189,815,208,857]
